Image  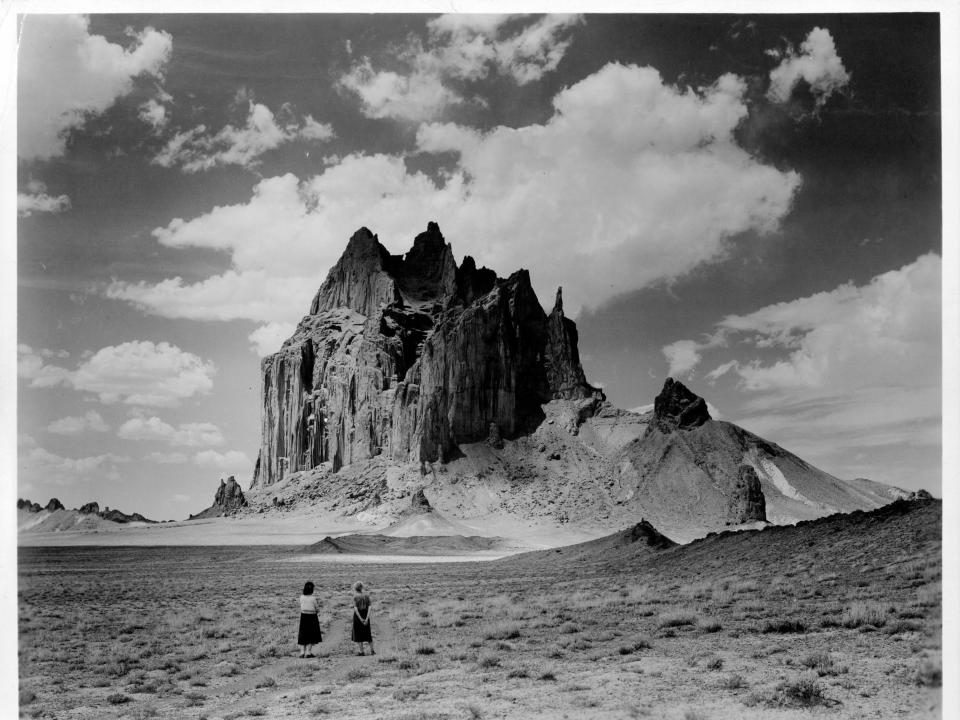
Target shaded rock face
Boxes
[409,488,433,514]
[44,498,64,512]
[652,378,711,431]
[17,499,43,513]
[191,476,248,519]
[79,502,100,515]
[727,465,767,524]
[254,223,602,487]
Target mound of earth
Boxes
[301,533,507,555]
[507,519,677,563]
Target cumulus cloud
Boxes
[339,13,582,121]
[153,101,334,173]
[146,451,189,464]
[47,411,110,435]
[18,181,71,216]
[767,27,850,107]
[138,98,169,133]
[109,63,800,357]
[194,450,251,471]
[19,447,130,487]
[18,14,172,161]
[663,340,706,378]
[665,254,940,482]
[18,341,216,407]
[118,417,225,447]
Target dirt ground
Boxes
[17,505,941,720]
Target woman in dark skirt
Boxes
[298,581,322,658]
[351,581,374,655]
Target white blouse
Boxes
[300,594,320,613]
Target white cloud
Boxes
[47,411,110,435]
[340,14,581,121]
[109,63,800,357]
[138,98,168,133]
[146,451,189,464]
[18,181,71,216]
[248,322,297,357]
[18,15,172,161]
[118,417,225,447]
[19,341,216,407]
[767,27,850,107]
[663,340,705,378]
[20,447,130,487]
[669,255,940,485]
[194,450,252,471]
[153,101,334,173]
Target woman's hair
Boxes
[353,581,363,592]
[303,581,314,595]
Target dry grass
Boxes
[17,503,941,719]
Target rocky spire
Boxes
[652,378,711,431]
[545,287,602,401]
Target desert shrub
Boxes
[658,611,697,628]
[414,643,436,656]
[506,667,529,679]
[705,655,723,670]
[345,666,369,681]
[483,621,521,640]
[539,671,557,681]
[761,619,806,634]
[698,618,722,633]
[477,652,500,669]
[254,676,276,688]
[801,650,834,675]
[770,673,827,707]
[558,621,581,634]
[106,693,130,705]
[841,601,889,628]
[393,686,425,701]
[915,656,942,687]
[719,673,746,689]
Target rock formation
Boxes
[44,498,64,512]
[79,502,100,515]
[652,377,711,431]
[190,476,248,519]
[727,465,767,524]
[17,499,43,513]
[253,222,602,487]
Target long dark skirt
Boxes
[352,612,372,643]
[298,613,322,645]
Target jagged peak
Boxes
[653,377,711,430]
[552,287,564,315]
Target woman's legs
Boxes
[299,644,306,658]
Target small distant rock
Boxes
[78,502,100,515]
[907,489,934,501]
[487,422,504,449]
[17,499,43,513]
[189,476,248,520]
[652,378,711,431]
[44,498,65,512]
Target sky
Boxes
[8,9,953,521]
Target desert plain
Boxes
[17,499,941,720]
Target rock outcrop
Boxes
[79,502,100,515]
[253,222,602,487]
[190,476,248,519]
[652,378,711,431]
[44,498,64,512]
[727,465,767,524]
[17,499,43,513]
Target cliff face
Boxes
[253,223,601,487]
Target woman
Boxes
[351,581,374,656]
[297,581,322,658]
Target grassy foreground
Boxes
[18,502,941,719]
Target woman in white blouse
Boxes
[297,581,322,658]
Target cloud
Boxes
[19,447,130,487]
[153,101,334,173]
[18,181,71,216]
[767,27,850,107]
[339,14,582,121]
[667,254,940,484]
[19,341,216,407]
[194,450,252,471]
[47,411,110,435]
[663,340,705,378]
[18,15,172,161]
[146,451,189,464]
[109,63,801,358]
[138,98,169,133]
[118,417,225,446]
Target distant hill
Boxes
[17,498,157,534]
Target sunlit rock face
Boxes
[253,222,601,488]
